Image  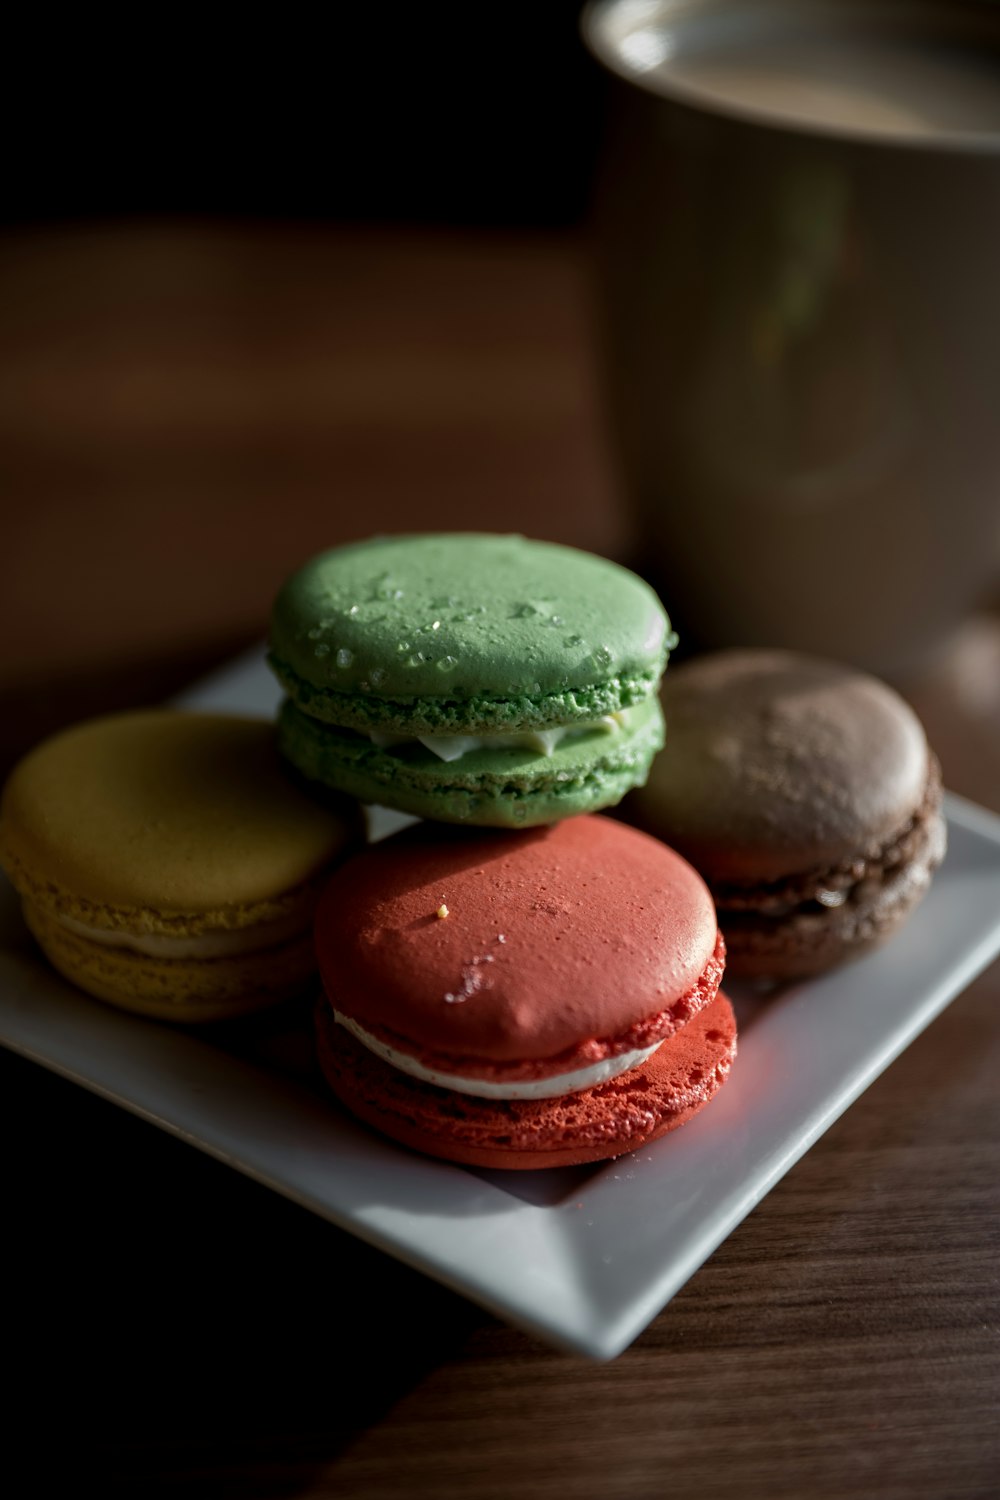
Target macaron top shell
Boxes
[314,815,718,1068]
[1,711,361,919]
[269,534,671,731]
[642,650,930,883]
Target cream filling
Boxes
[334,1010,662,1099]
[369,710,630,763]
[58,906,310,959]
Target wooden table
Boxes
[2,224,998,1498]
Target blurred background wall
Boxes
[1,6,626,761]
[4,7,603,229]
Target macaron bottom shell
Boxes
[24,901,322,1022]
[277,695,665,827]
[721,803,947,981]
[315,991,737,1170]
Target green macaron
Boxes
[268,533,673,826]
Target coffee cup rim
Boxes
[581,0,1000,158]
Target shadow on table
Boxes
[2,1047,506,1496]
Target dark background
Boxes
[5,5,605,227]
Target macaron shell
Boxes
[315,990,737,1170]
[269,533,670,726]
[636,650,930,882]
[314,815,719,1066]
[23,901,320,1022]
[277,694,664,827]
[0,712,362,919]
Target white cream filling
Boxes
[334,1009,662,1099]
[58,906,310,959]
[369,710,630,763]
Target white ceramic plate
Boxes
[2,648,1000,1360]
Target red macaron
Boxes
[313,815,736,1169]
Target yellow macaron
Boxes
[0,710,364,1021]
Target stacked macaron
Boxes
[268,533,673,827]
[267,532,740,1168]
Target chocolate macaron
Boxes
[630,650,946,981]
[313,815,735,1169]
